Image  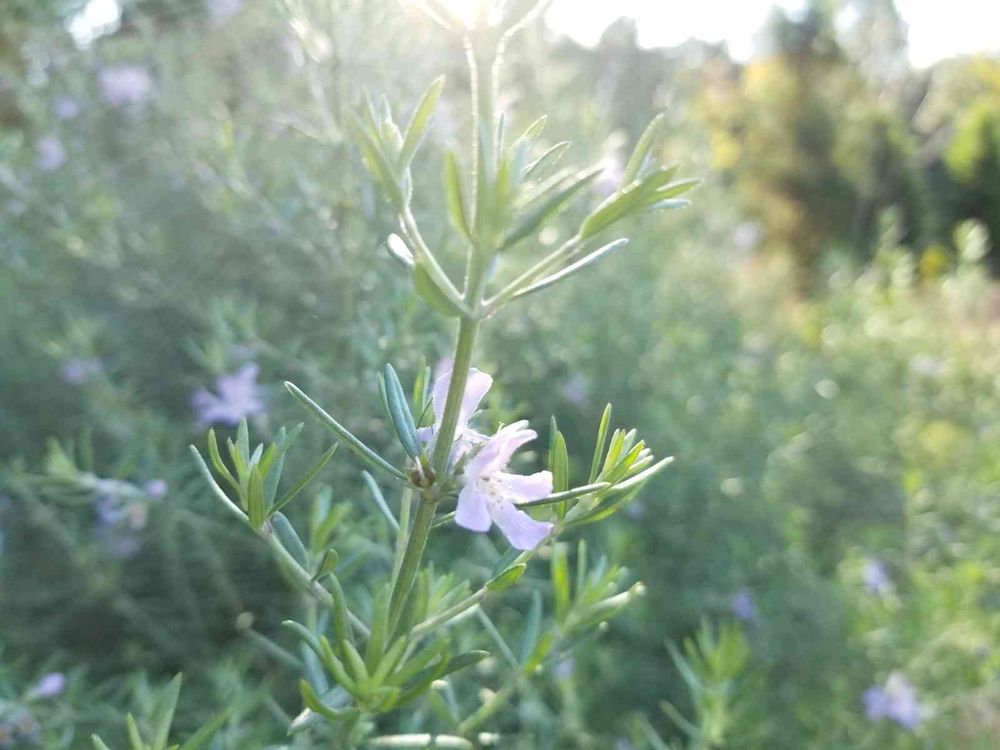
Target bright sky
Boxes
[70,0,1000,68]
[546,0,1000,68]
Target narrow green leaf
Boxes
[315,548,339,580]
[362,471,399,531]
[341,640,369,683]
[318,637,360,695]
[398,76,445,168]
[589,404,613,483]
[365,584,392,671]
[285,382,407,482]
[271,512,309,569]
[270,443,338,517]
[387,640,450,686]
[622,113,664,184]
[283,619,323,655]
[518,482,611,508]
[372,636,409,685]
[524,141,570,179]
[236,419,250,466]
[347,112,405,208]
[552,544,571,623]
[502,166,602,249]
[575,540,589,602]
[519,590,543,664]
[513,239,629,299]
[601,430,626,478]
[152,675,182,750]
[440,651,490,680]
[262,424,303,504]
[383,364,421,458]
[413,263,466,318]
[248,466,265,529]
[328,576,355,650]
[206,429,238,492]
[552,429,568,493]
[524,632,554,673]
[299,680,360,723]
[178,707,231,750]
[486,563,527,592]
[411,359,431,419]
[126,714,145,750]
[443,150,473,243]
[92,736,113,750]
[517,115,547,150]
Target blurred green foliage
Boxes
[0,0,998,748]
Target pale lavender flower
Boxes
[208,0,243,18]
[35,136,66,172]
[422,366,553,550]
[60,357,102,385]
[53,97,80,121]
[143,479,168,500]
[191,363,265,427]
[98,65,154,107]
[95,492,147,559]
[28,673,66,700]
[862,558,893,595]
[455,420,554,550]
[728,588,758,623]
[864,672,922,729]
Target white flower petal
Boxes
[467,421,535,477]
[489,499,553,551]
[455,482,491,532]
[432,367,493,429]
[497,470,553,504]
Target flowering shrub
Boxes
[0,2,997,749]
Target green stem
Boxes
[430,316,481,472]
[387,493,437,627]
[385,28,501,640]
[457,676,520,736]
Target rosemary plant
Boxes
[186,1,696,746]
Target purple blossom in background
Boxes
[592,157,624,197]
[95,492,148,559]
[733,221,762,253]
[191,363,265,427]
[0,705,39,747]
[728,588,758,623]
[98,65,154,107]
[143,479,168,500]
[864,672,922,729]
[561,373,590,406]
[863,558,894,595]
[553,658,575,680]
[208,0,243,18]
[28,673,66,700]
[35,136,66,172]
[53,97,80,121]
[60,357,102,385]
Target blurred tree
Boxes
[941,60,1000,271]
[696,0,928,281]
